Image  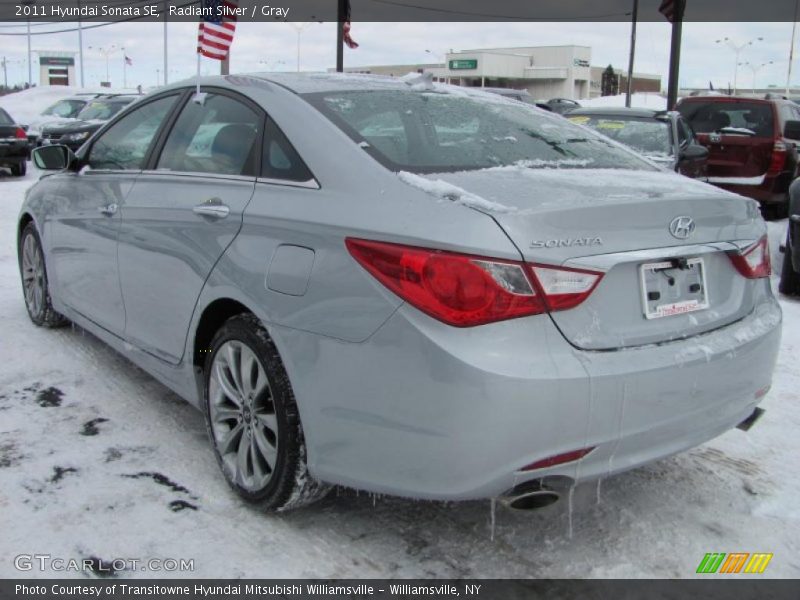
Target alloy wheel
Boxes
[208,340,279,493]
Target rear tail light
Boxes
[530,265,603,311]
[14,127,27,140]
[728,235,771,278]
[345,238,603,327]
[519,447,595,472]
[767,141,787,176]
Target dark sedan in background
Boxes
[40,94,139,151]
[0,107,29,176]
[568,107,709,179]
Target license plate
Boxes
[640,257,709,320]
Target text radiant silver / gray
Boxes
[18,73,781,511]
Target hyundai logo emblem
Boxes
[669,216,696,240]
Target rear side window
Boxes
[261,118,313,182]
[678,100,774,137]
[305,90,652,173]
[0,109,12,125]
[88,95,178,170]
[157,93,260,176]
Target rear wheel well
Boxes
[193,299,253,368]
[18,213,34,248]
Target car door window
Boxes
[677,118,693,148]
[88,95,178,170]
[261,117,314,182]
[157,93,260,176]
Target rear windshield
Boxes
[677,100,774,137]
[0,109,13,125]
[77,99,132,121]
[568,114,672,159]
[304,90,654,174]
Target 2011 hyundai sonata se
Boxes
[18,73,781,511]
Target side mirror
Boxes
[784,120,800,140]
[680,144,709,161]
[31,145,75,171]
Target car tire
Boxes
[11,161,26,177]
[204,313,330,511]
[18,222,69,328]
[779,230,800,296]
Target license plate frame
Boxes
[639,257,710,320]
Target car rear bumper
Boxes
[277,283,782,500]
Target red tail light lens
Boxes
[15,127,27,140]
[729,235,771,278]
[346,238,603,327]
[519,447,595,472]
[767,141,787,176]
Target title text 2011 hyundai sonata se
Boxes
[18,74,781,511]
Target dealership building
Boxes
[37,51,77,86]
[340,45,661,100]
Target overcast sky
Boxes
[0,20,798,92]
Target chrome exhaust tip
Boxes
[499,482,561,511]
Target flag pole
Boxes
[196,52,201,97]
[666,0,685,110]
[336,0,345,72]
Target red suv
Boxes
[677,94,800,218]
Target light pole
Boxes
[89,44,118,85]
[258,59,287,71]
[0,57,23,89]
[716,36,764,95]
[286,22,313,73]
[739,61,774,93]
[156,68,161,86]
[121,47,127,88]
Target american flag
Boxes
[343,0,358,49]
[197,0,237,61]
[658,0,685,23]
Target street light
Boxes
[715,36,764,95]
[89,44,118,85]
[739,60,774,93]
[285,22,316,73]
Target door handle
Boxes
[193,198,230,219]
[97,203,117,216]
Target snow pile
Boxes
[581,93,669,110]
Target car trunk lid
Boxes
[418,167,765,350]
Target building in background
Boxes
[37,51,77,86]
[338,45,662,100]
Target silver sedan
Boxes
[19,74,781,511]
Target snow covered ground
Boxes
[0,164,798,579]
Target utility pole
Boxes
[163,0,169,85]
[78,0,85,87]
[625,0,639,107]
[336,0,345,72]
[666,0,685,110]
[21,0,35,86]
[1,57,7,89]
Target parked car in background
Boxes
[483,87,553,111]
[39,95,140,151]
[544,97,581,114]
[567,107,708,179]
[677,94,800,218]
[24,93,104,148]
[21,74,780,511]
[781,179,800,295]
[0,107,30,176]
